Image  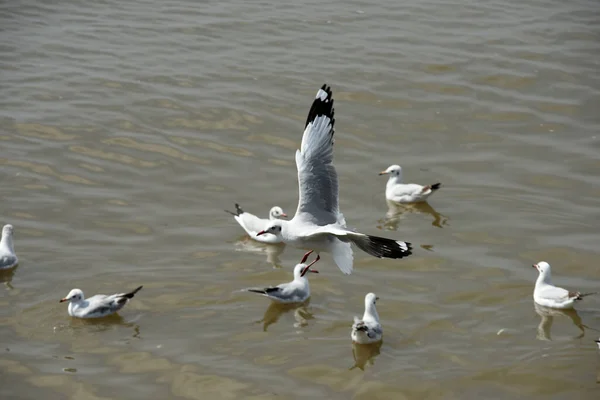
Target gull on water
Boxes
[351,293,383,344]
[60,286,143,318]
[0,224,18,270]
[532,261,596,309]
[226,203,288,243]
[379,165,441,204]
[595,338,600,349]
[244,250,319,303]
[256,85,412,274]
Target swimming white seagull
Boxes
[226,203,288,243]
[60,286,143,318]
[379,165,441,204]
[244,250,319,303]
[532,261,597,309]
[595,338,600,349]
[256,85,412,274]
[0,224,18,270]
[351,293,383,344]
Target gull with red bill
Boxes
[226,203,288,244]
[532,261,597,309]
[59,286,143,318]
[243,251,319,303]
[256,84,412,275]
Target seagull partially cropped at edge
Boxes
[60,286,143,318]
[226,203,288,243]
[244,250,319,303]
[532,261,597,309]
[0,224,18,270]
[256,85,412,274]
[351,293,383,344]
[379,165,441,204]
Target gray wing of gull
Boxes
[0,254,18,269]
[82,294,129,317]
[294,85,339,225]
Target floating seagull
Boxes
[595,338,600,349]
[379,165,441,204]
[532,262,597,309]
[60,286,143,318]
[351,293,383,344]
[0,224,18,270]
[244,250,319,303]
[226,203,288,243]
[256,85,412,274]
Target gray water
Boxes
[1,0,600,398]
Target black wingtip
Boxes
[225,203,244,216]
[431,183,442,190]
[247,289,267,295]
[123,285,143,299]
[354,235,413,259]
[304,84,335,130]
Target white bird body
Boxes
[379,165,441,204]
[60,286,143,318]
[351,293,383,344]
[256,85,412,275]
[532,262,595,309]
[245,251,319,303]
[0,224,18,270]
[227,203,287,243]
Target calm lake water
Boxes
[1,0,600,398]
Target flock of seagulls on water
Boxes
[1,84,598,352]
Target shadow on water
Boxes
[378,201,449,231]
[233,238,287,268]
[257,300,313,331]
[533,302,595,341]
[350,341,383,371]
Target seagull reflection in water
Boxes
[350,341,383,371]
[258,300,314,331]
[380,200,449,231]
[233,237,286,268]
[534,302,591,341]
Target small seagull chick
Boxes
[0,224,18,270]
[351,293,383,344]
[226,203,288,243]
[532,261,596,309]
[60,286,143,318]
[379,165,441,204]
[244,251,319,303]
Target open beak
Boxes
[378,170,388,176]
[300,250,314,263]
[300,254,320,277]
[59,298,67,303]
[256,230,266,236]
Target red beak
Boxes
[59,298,67,303]
[256,230,267,236]
[300,250,314,264]
[281,213,288,218]
[300,254,320,277]
[532,264,538,270]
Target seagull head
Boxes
[365,292,379,306]
[379,165,402,178]
[269,206,288,219]
[60,289,85,303]
[295,250,320,278]
[2,224,14,238]
[256,221,283,238]
[532,261,552,282]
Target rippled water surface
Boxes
[2,0,600,398]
